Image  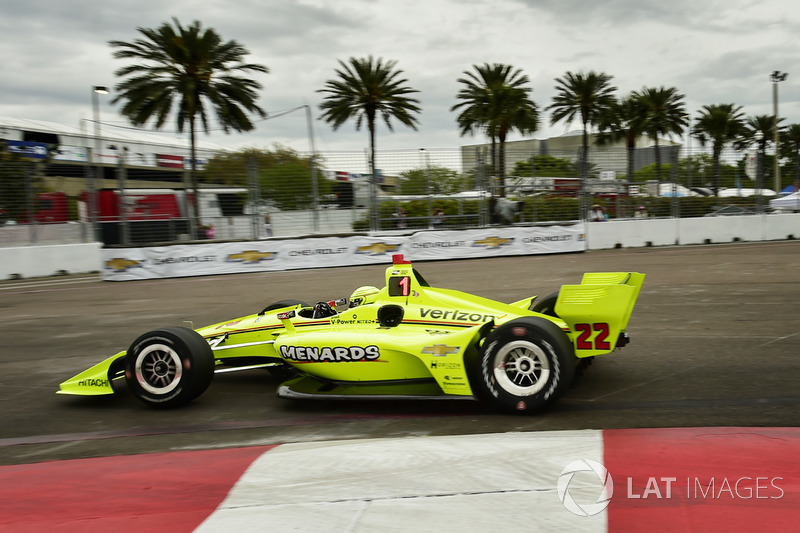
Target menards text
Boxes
[280,345,380,362]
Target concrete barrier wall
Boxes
[2,214,799,280]
[585,214,800,250]
[0,243,103,280]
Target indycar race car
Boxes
[59,255,644,413]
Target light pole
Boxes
[770,70,788,193]
[755,131,764,195]
[304,104,319,233]
[683,114,693,190]
[90,86,109,241]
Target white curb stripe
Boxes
[196,430,606,533]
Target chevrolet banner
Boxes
[102,225,586,280]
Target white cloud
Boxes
[1,0,798,153]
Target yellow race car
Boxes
[59,254,644,413]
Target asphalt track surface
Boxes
[1,241,799,466]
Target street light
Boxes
[304,104,319,233]
[770,71,788,193]
[90,85,109,241]
[683,114,693,189]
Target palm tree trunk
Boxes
[627,142,635,198]
[654,138,662,184]
[498,131,507,197]
[712,144,722,196]
[627,145,635,180]
[490,136,497,193]
[581,121,589,181]
[368,114,378,231]
[794,151,800,188]
[189,116,200,238]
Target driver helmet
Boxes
[349,285,380,308]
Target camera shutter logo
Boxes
[557,459,614,516]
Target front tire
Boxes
[477,317,575,413]
[125,327,214,408]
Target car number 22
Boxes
[575,322,610,350]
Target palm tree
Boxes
[451,63,539,196]
[109,18,268,220]
[547,71,616,181]
[780,123,800,191]
[596,93,649,182]
[735,115,783,191]
[318,55,421,229]
[638,86,687,183]
[692,104,746,195]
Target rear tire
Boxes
[125,327,214,408]
[477,317,575,413]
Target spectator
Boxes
[589,204,606,222]
[634,206,648,218]
[202,224,216,239]
[263,215,272,238]
[431,207,444,229]
[393,207,408,229]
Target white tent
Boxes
[769,191,800,212]
[718,188,777,198]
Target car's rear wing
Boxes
[555,272,645,357]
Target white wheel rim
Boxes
[492,340,551,396]
[134,343,183,395]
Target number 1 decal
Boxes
[575,323,611,350]
[399,276,410,296]
[388,276,411,297]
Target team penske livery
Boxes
[59,255,644,413]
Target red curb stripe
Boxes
[0,445,276,533]
[604,427,800,532]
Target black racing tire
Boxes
[530,291,559,317]
[477,317,575,413]
[125,327,214,408]
[260,299,308,315]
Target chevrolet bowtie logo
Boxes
[105,258,142,271]
[473,236,513,249]
[422,344,460,356]
[357,242,401,255]
[227,250,276,263]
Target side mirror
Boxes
[377,305,404,328]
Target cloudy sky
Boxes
[1,0,798,156]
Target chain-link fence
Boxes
[2,142,795,248]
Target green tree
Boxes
[451,63,539,196]
[692,104,746,195]
[398,165,472,195]
[780,123,800,189]
[681,153,719,189]
[201,145,327,210]
[734,115,783,190]
[547,71,616,181]
[318,56,421,228]
[511,154,577,178]
[109,18,268,218]
[596,93,649,181]
[0,152,40,222]
[638,86,687,182]
[632,156,738,190]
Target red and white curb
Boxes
[1,428,798,532]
